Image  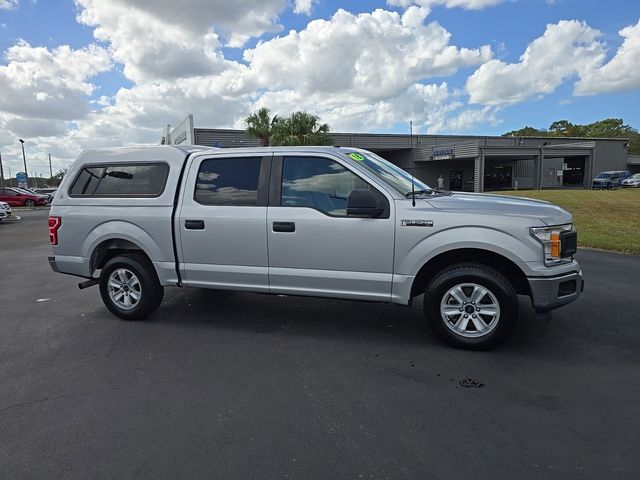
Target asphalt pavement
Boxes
[1,209,639,479]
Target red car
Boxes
[0,187,48,207]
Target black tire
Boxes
[24,199,35,207]
[99,253,164,320]
[423,263,518,350]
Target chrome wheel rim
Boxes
[108,268,141,310]
[440,283,500,338]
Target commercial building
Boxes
[162,115,633,192]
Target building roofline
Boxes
[193,127,629,143]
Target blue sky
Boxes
[1,0,639,172]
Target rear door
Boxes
[267,154,395,301]
[177,152,271,291]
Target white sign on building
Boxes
[162,114,195,145]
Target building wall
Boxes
[190,127,630,190]
[593,139,631,175]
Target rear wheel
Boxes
[99,253,164,320]
[423,263,518,350]
[24,199,35,207]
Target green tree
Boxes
[52,167,68,186]
[245,107,278,146]
[549,120,586,137]
[503,118,640,154]
[502,126,547,137]
[270,111,333,146]
[583,118,634,138]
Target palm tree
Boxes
[270,111,333,146]
[245,107,277,146]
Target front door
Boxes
[267,155,394,301]
[177,153,271,291]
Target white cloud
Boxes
[574,19,640,96]
[241,8,491,99]
[250,82,494,134]
[75,0,287,62]
[75,0,239,82]
[387,0,504,10]
[466,20,605,105]
[294,0,315,15]
[0,1,19,10]
[0,40,111,121]
[0,40,111,177]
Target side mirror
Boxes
[347,189,384,218]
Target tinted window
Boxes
[282,156,369,216]
[1,189,18,196]
[70,164,168,196]
[94,165,168,195]
[195,157,262,206]
[70,167,105,195]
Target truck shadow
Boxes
[152,288,542,350]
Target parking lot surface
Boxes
[1,209,639,479]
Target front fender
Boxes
[397,226,538,276]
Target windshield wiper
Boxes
[405,188,435,197]
[405,188,452,198]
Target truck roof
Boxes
[74,144,361,167]
[75,145,212,168]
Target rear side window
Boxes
[69,167,104,195]
[195,157,262,206]
[69,163,169,197]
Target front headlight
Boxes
[530,224,574,266]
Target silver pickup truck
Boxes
[48,145,583,349]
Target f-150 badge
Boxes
[401,220,434,227]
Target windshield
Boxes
[595,173,613,179]
[343,150,431,196]
[630,173,640,179]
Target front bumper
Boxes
[528,269,583,310]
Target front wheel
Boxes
[423,263,518,350]
[99,253,164,320]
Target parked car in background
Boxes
[621,173,640,188]
[591,171,631,189]
[35,188,58,198]
[0,200,12,216]
[0,203,8,222]
[15,187,52,203]
[0,187,48,207]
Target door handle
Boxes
[185,219,205,230]
[273,221,295,233]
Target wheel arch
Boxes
[83,221,163,276]
[410,248,530,299]
[90,238,153,274]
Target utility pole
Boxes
[48,153,53,182]
[0,151,4,188]
[18,138,30,188]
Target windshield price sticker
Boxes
[348,153,365,161]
